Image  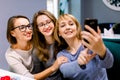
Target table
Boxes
[0,69,34,80]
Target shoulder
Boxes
[57,49,68,57]
[5,47,18,56]
[5,47,21,62]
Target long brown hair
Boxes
[32,10,57,62]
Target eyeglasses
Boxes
[12,23,33,32]
[38,20,52,27]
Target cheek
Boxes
[59,31,62,36]
[38,27,43,33]
[59,30,65,37]
[58,28,63,36]
[51,23,55,28]
[51,24,55,31]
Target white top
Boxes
[5,47,34,78]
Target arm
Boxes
[34,56,68,80]
[33,65,55,80]
[81,25,114,68]
[57,52,83,78]
[98,48,114,68]
[5,53,34,78]
[6,49,67,80]
[59,61,82,78]
[6,55,53,80]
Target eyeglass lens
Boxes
[19,24,32,32]
[12,23,32,32]
[38,20,51,27]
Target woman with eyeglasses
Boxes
[5,15,67,80]
[32,10,68,80]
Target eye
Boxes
[27,24,31,27]
[60,24,65,28]
[38,23,43,27]
[46,20,51,24]
[69,23,74,26]
[19,25,25,29]
[69,21,74,26]
[27,24,33,29]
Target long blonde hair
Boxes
[54,14,82,53]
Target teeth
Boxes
[65,31,72,34]
[65,30,72,33]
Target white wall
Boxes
[0,0,46,70]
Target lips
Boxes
[64,30,73,34]
[44,27,52,33]
[26,34,32,37]
[24,33,32,38]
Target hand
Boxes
[81,25,106,58]
[77,48,96,65]
[51,56,68,71]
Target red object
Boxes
[0,76,11,80]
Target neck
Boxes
[45,36,54,45]
[66,38,82,54]
[11,41,32,50]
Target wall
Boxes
[69,0,81,23]
[83,0,120,24]
[69,0,120,28]
[0,0,46,70]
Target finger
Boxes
[81,31,98,45]
[80,55,88,64]
[97,26,101,35]
[85,25,98,37]
[88,52,97,59]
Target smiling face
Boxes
[37,15,54,37]
[54,14,82,45]
[58,17,77,40]
[11,18,32,43]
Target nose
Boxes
[65,25,70,29]
[44,24,49,28]
[26,28,33,34]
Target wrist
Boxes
[50,65,57,72]
[99,45,106,58]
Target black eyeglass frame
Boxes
[37,20,52,27]
[12,23,33,32]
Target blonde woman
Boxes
[54,14,114,80]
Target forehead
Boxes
[37,15,50,22]
[59,16,73,23]
[14,18,29,26]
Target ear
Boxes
[10,31,16,37]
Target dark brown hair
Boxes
[7,15,30,44]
